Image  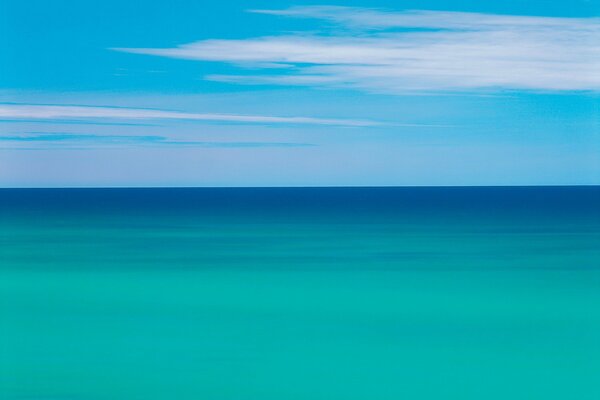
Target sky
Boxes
[0,0,598,187]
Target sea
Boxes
[1,187,599,399]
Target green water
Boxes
[1,188,600,399]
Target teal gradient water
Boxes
[1,187,600,399]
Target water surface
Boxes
[1,187,600,399]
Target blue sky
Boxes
[1,0,598,186]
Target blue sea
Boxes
[1,187,600,399]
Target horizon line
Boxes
[1,184,599,190]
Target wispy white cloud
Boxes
[114,6,600,93]
[251,6,599,31]
[0,103,379,127]
[0,132,315,149]
[0,133,164,143]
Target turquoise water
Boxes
[1,187,600,399]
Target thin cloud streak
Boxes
[0,134,163,143]
[114,7,600,93]
[251,6,600,31]
[0,104,380,127]
[0,133,316,149]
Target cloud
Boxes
[250,6,599,31]
[114,7,600,93]
[0,103,379,127]
[0,134,163,143]
[0,133,315,149]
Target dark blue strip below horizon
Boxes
[1,186,599,219]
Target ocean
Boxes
[1,187,599,399]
